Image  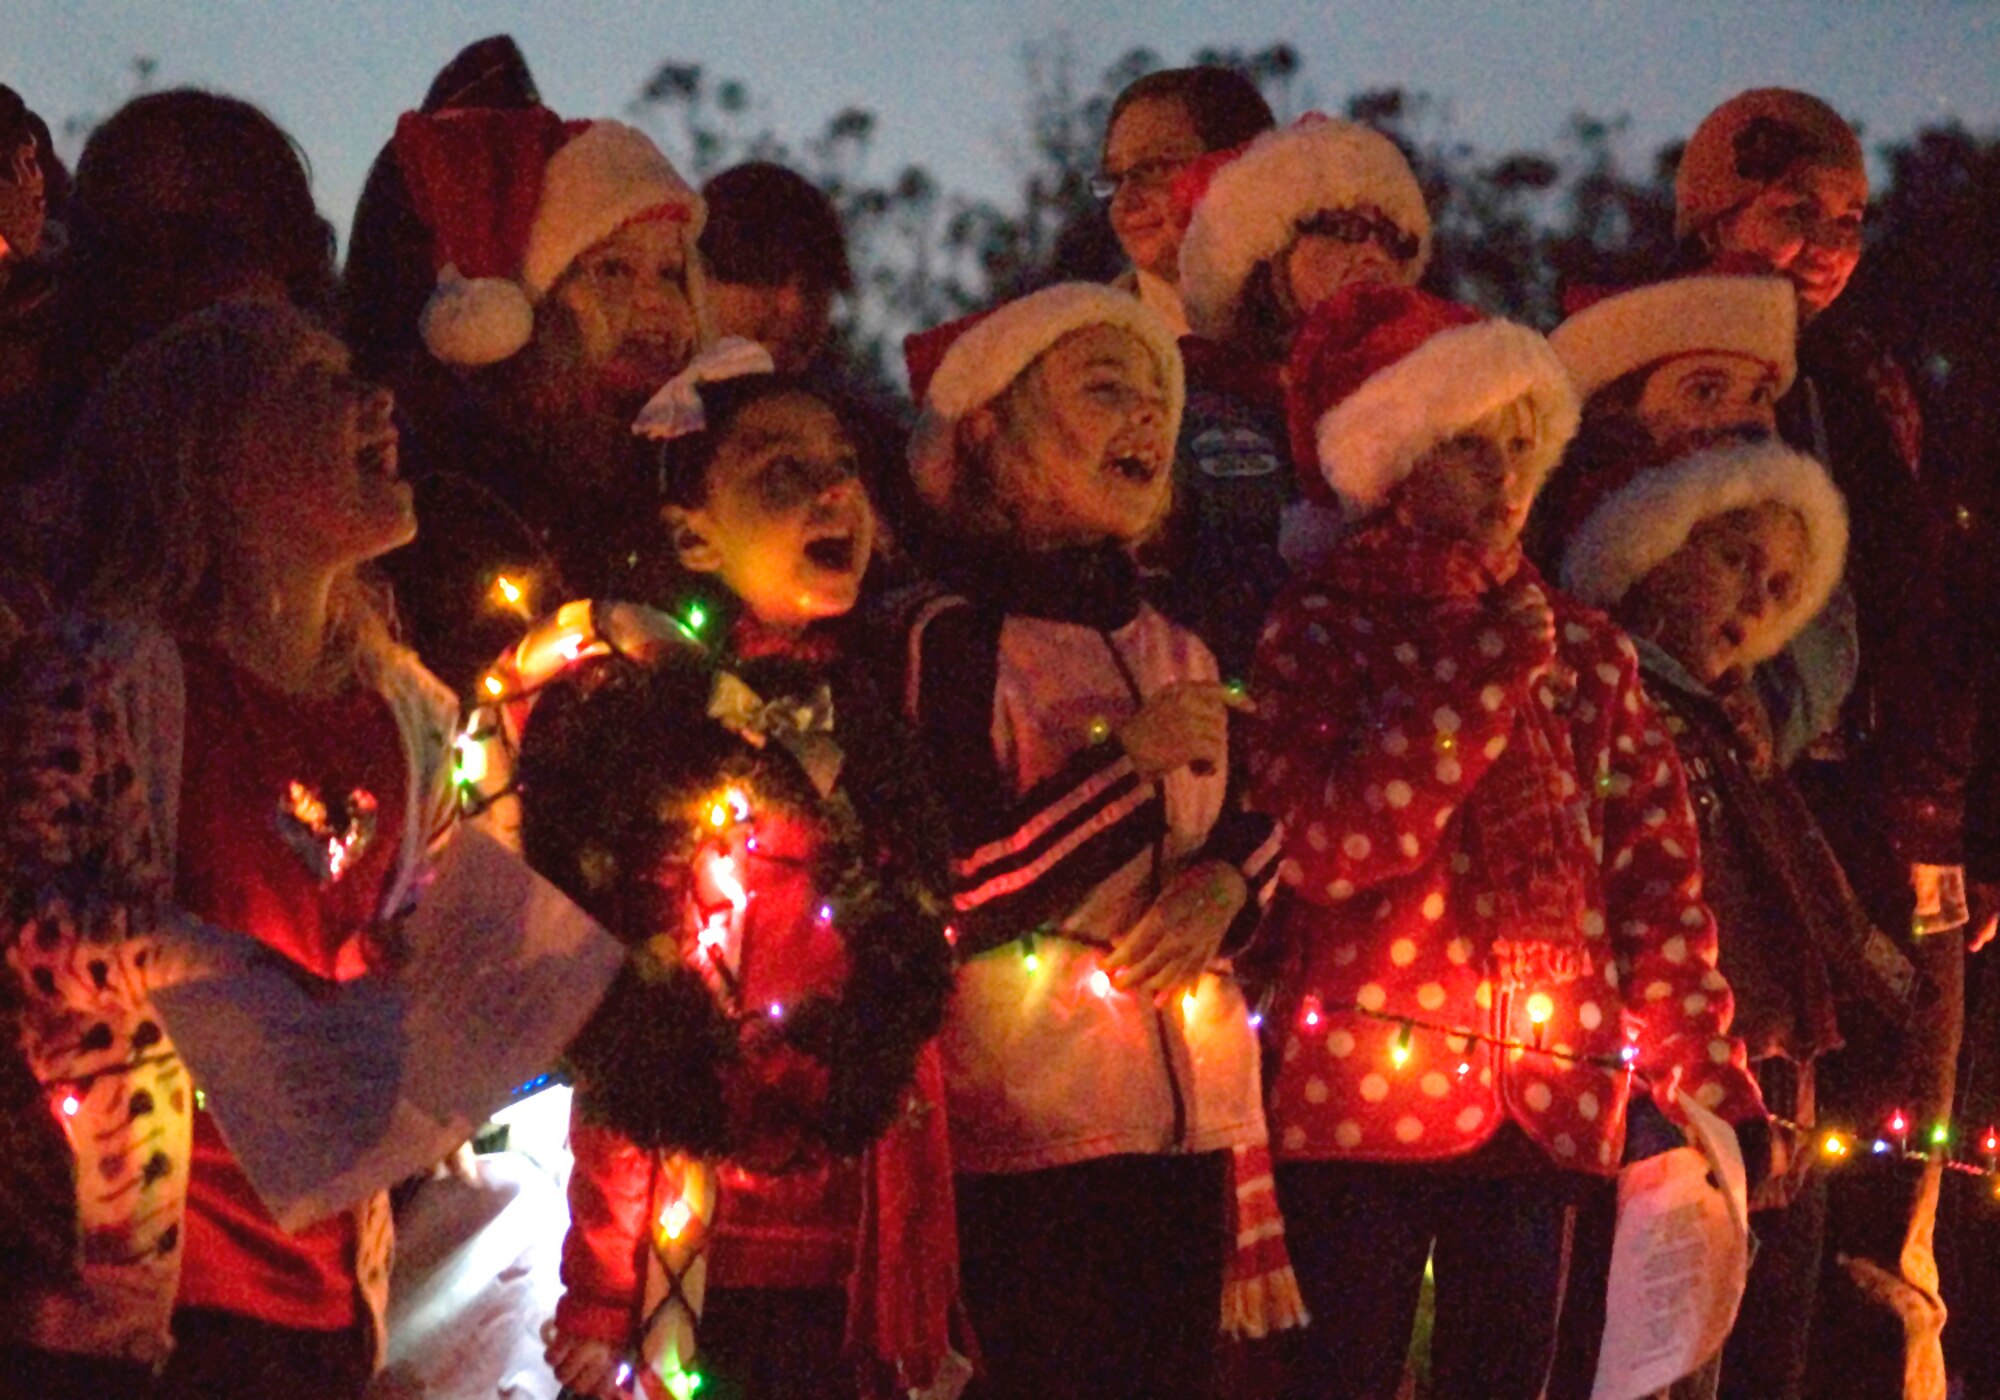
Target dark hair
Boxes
[60,89,336,382]
[699,162,853,293]
[0,85,65,223]
[656,373,865,507]
[1107,66,1276,154]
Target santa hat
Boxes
[903,282,1185,511]
[1287,282,1578,520]
[394,108,706,365]
[1559,440,1847,659]
[1549,275,1797,405]
[1177,114,1431,344]
[1676,88,1866,242]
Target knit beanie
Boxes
[1286,282,1577,519]
[903,282,1185,512]
[395,108,706,365]
[1675,89,1866,242]
[1560,440,1847,661]
[1177,114,1431,344]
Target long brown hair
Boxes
[47,298,393,660]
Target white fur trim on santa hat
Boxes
[1559,440,1848,662]
[1549,276,1798,404]
[420,266,537,366]
[1317,319,1579,521]
[1180,120,1431,343]
[908,283,1186,508]
[521,120,705,298]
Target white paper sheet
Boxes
[153,825,625,1231]
[1589,1091,1751,1400]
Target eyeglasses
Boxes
[1090,156,1194,202]
[1294,208,1423,264]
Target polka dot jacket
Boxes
[0,618,458,1366]
[1247,553,1763,1173]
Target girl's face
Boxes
[1634,353,1781,460]
[667,391,876,630]
[970,324,1173,549]
[1279,203,1422,322]
[1390,396,1544,553]
[1100,97,1208,284]
[228,330,414,572]
[543,216,701,403]
[1706,165,1867,322]
[1625,501,1810,683]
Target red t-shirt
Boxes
[172,647,407,1330]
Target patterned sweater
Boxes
[1249,537,1763,1172]
[0,617,457,1366]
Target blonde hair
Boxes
[47,297,394,659]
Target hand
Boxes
[1496,581,1558,674]
[544,1329,626,1398]
[1969,881,2000,953]
[1103,861,1248,1001]
[1117,682,1256,782]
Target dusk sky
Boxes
[10,1,1999,252]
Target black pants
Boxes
[697,1286,857,1400]
[1,1307,370,1400]
[957,1151,1228,1400]
[1277,1160,1579,1400]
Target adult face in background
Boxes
[1100,96,1210,285]
[1277,203,1425,323]
[1704,166,1867,323]
[708,275,833,375]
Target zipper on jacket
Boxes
[1097,628,1191,1152]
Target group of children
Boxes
[0,49,1951,1400]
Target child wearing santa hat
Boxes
[1248,281,1768,1400]
[1146,113,1432,681]
[892,283,1299,1399]
[1560,437,1922,1400]
[375,106,712,697]
[492,345,960,1400]
[1535,274,1858,765]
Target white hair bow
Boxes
[631,336,777,441]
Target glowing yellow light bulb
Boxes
[659,1198,693,1241]
[1821,1131,1848,1159]
[1526,993,1554,1026]
[1088,968,1113,998]
[1182,990,1199,1021]
[481,674,505,698]
[708,802,730,829]
[1389,1023,1414,1069]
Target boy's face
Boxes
[667,391,876,630]
[974,324,1174,548]
[1626,501,1810,683]
[1389,396,1543,553]
[708,273,835,374]
[1635,353,1781,460]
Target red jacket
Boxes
[1249,535,1763,1172]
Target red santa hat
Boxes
[902,282,1185,511]
[1286,283,1578,520]
[1177,114,1432,344]
[1559,440,1847,659]
[1549,275,1798,405]
[394,107,706,365]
